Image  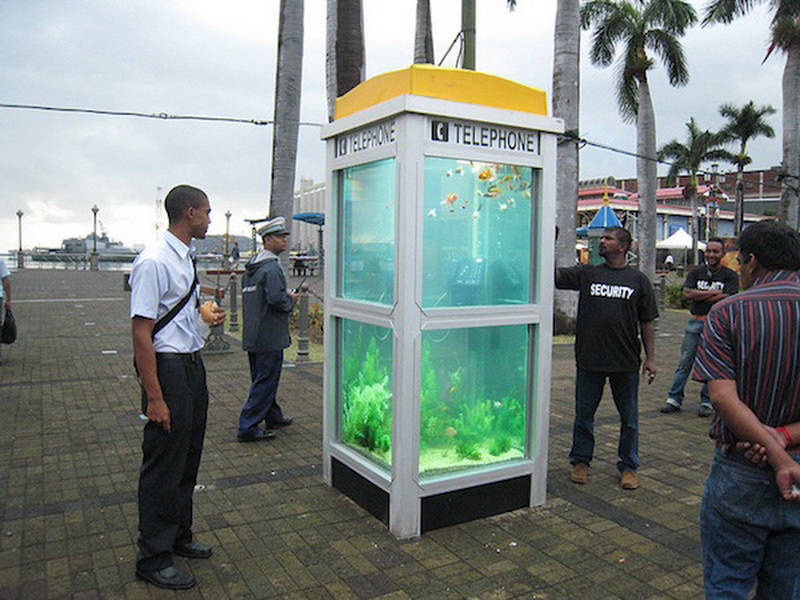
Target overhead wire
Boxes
[0,101,795,192]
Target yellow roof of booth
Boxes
[334,65,548,120]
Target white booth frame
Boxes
[321,94,562,539]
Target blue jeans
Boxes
[237,350,286,437]
[667,318,710,407]
[570,369,640,472]
[701,449,800,599]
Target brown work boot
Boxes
[570,463,589,484]
[620,471,640,490]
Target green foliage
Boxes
[665,281,688,309]
[341,332,392,456]
[488,433,512,456]
[452,400,494,445]
[455,440,482,461]
[342,377,392,453]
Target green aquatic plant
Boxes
[488,433,512,456]
[343,377,392,453]
[495,396,525,438]
[452,399,495,445]
[455,440,482,461]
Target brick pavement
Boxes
[0,269,714,599]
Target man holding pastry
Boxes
[130,184,225,590]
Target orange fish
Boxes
[478,168,494,180]
[441,193,458,206]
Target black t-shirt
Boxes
[557,263,659,372]
[684,264,739,316]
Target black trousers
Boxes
[136,353,208,572]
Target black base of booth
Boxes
[331,457,390,526]
[331,458,532,534]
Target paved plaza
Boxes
[1,269,714,599]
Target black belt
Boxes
[156,351,202,361]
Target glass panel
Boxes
[339,159,396,304]
[340,318,393,467]
[419,324,529,476]
[422,158,535,308]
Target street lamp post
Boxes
[90,205,100,271]
[224,210,232,265]
[16,210,24,269]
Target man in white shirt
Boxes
[130,185,225,590]
[0,257,10,363]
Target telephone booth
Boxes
[320,65,562,538]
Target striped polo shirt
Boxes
[693,270,800,443]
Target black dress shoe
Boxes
[135,565,196,589]
[173,540,213,559]
[237,429,276,443]
[266,415,293,427]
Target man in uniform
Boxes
[237,217,296,442]
[693,221,800,598]
[131,184,225,590]
[660,237,738,417]
[556,227,658,490]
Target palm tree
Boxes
[414,0,434,64]
[552,0,581,334]
[326,0,365,121]
[269,0,304,268]
[718,101,776,233]
[703,0,799,228]
[658,118,731,262]
[581,0,697,282]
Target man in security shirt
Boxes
[556,227,658,490]
[660,237,738,417]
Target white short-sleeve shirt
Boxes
[130,231,204,353]
[0,258,8,299]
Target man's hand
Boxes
[3,298,9,311]
[642,359,657,384]
[726,426,785,467]
[774,461,800,502]
[146,396,171,433]
[210,306,227,327]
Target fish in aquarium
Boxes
[427,208,437,218]
[454,166,464,175]
[500,203,509,211]
[441,193,458,206]
[485,185,502,197]
[478,168,495,180]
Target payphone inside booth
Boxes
[321,65,562,539]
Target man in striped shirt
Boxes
[693,221,800,599]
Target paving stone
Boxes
[0,271,715,598]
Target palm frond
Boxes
[646,29,690,85]
[702,0,759,26]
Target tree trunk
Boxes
[552,0,580,334]
[636,76,657,281]
[687,179,698,265]
[269,0,304,266]
[779,46,800,229]
[325,0,337,121]
[461,0,475,70]
[325,0,365,122]
[414,0,434,64]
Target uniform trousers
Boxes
[137,353,208,573]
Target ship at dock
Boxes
[31,232,139,264]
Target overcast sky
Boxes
[1,0,781,251]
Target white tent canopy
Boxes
[656,227,706,251]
